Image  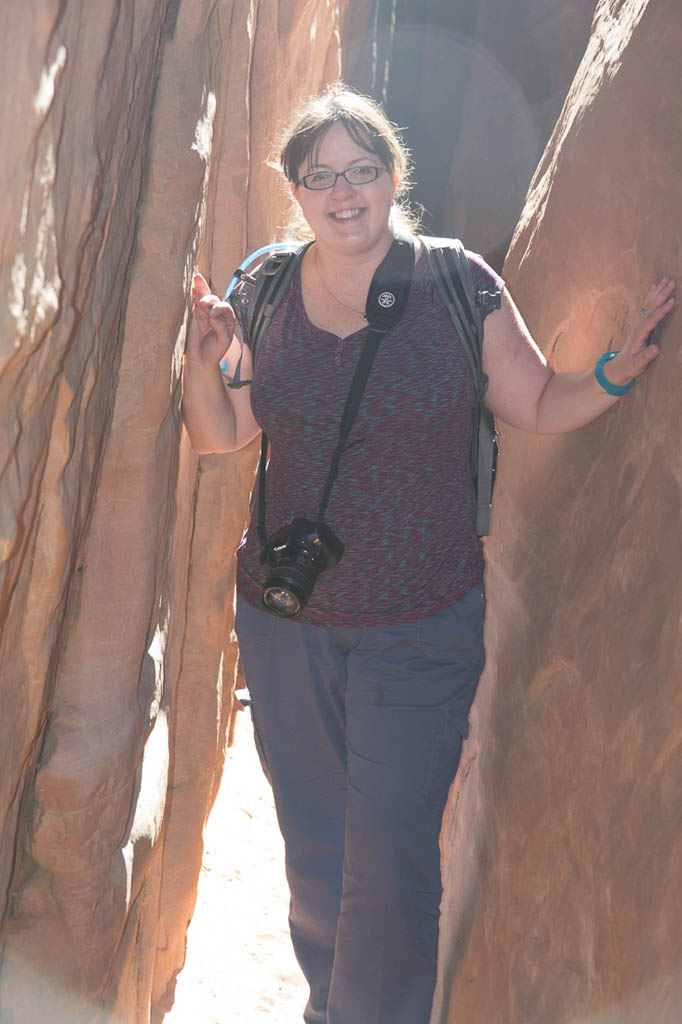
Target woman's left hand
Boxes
[605,276,676,387]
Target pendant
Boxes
[334,337,343,365]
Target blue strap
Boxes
[220,242,298,382]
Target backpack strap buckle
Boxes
[476,289,502,313]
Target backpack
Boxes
[228,237,501,536]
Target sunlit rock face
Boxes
[0,2,346,1021]
[433,1,682,1022]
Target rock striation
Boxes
[432,1,682,1021]
[0,2,346,1021]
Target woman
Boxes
[182,86,674,1024]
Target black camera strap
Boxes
[257,235,415,552]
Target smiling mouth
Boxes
[330,208,363,220]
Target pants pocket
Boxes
[416,583,486,666]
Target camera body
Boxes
[260,517,344,617]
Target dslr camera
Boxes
[261,517,344,617]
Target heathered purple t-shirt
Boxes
[233,242,504,627]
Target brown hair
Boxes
[275,83,420,238]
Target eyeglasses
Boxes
[301,165,385,190]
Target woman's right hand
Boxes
[186,272,236,366]
[182,272,260,454]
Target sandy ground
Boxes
[163,709,307,1024]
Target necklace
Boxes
[313,248,367,320]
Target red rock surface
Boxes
[432,1,682,1021]
[0,2,346,1021]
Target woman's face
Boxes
[292,121,398,256]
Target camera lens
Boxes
[262,585,302,617]
[262,557,317,617]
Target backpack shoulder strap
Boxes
[421,235,500,536]
[421,236,486,394]
[241,242,311,358]
[223,242,308,388]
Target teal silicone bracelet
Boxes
[594,351,634,396]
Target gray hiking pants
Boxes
[234,582,486,1024]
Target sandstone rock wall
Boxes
[0,2,346,1021]
[432,1,682,1021]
